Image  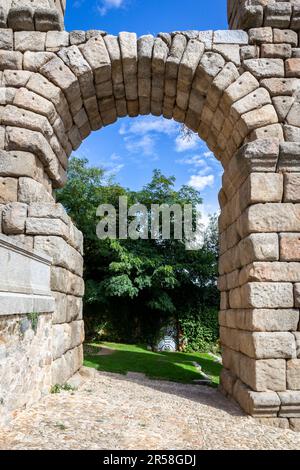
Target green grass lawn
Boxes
[84,342,222,387]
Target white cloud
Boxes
[119,117,178,137]
[176,154,208,167]
[175,133,199,152]
[97,0,125,16]
[124,134,156,156]
[188,174,215,191]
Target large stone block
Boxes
[239,262,300,284]
[225,308,299,333]
[26,217,69,240]
[2,202,27,235]
[238,204,300,238]
[239,331,296,360]
[280,233,300,261]
[239,355,286,392]
[18,177,54,204]
[278,391,300,418]
[34,235,83,276]
[229,282,294,309]
[233,379,280,418]
[239,233,279,266]
[284,174,300,202]
[0,175,18,204]
[287,360,300,390]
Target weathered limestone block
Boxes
[14,31,46,52]
[286,101,300,127]
[40,57,81,111]
[240,45,259,60]
[294,284,300,308]
[58,46,95,100]
[0,177,18,203]
[280,233,300,261]
[3,68,31,87]
[229,88,271,123]
[67,295,83,322]
[206,62,239,111]
[70,30,86,46]
[240,104,278,135]
[2,105,53,139]
[13,88,57,126]
[286,58,300,78]
[239,233,279,266]
[272,96,294,122]
[119,32,138,102]
[239,262,300,284]
[193,52,225,94]
[2,202,27,234]
[278,143,300,173]
[52,291,67,324]
[28,202,69,224]
[51,344,83,385]
[239,173,283,210]
[213,30,248,45]
[46,31,69,51]
[68,222,83,254]
[222,72,259,111]
[33,8,64,32]
[5,126,65,187]
[34,235,83,276]
[287,360,300,390]
[284,174,300,202]
[80,36,111,85]
[249,123,284,142]
[26,217,69,240]
[273,29,298,46]
[0,29,13,50]
[0,150,42,179]
[239,331,296,359]
[239,355,286,392]
[261,77,300,96]
[248,27,273,45]
[294,333,300,358]
[229,282,294,309]
[23,50,55,72]
[278,391,300,418]
[238,203,300,238]
[221,309,299,332]
[104,34,125,100]
[233,379,281,418]
[50,266,85,298]
[261,44,292,60]
[290,418,300,432]
[18,177,54,203]
[264,2,292,28]
[0,50,22,70]
[243,59,284,79]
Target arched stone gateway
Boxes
[1,0,300,430]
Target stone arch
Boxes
[1,0,300,430]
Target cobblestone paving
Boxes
[1,370,300,450]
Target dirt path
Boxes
[1,369,300,450]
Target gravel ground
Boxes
[1,369,300,450]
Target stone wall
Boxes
[0,234,54,425]
[1,0,300,431]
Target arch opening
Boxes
[1,0,300,431]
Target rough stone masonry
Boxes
[0,0,300,431]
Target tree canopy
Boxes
[57,157,219,350]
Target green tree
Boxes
[57,157,219,349]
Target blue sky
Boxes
[65,0,228,222]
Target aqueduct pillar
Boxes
[0,0,300,430]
